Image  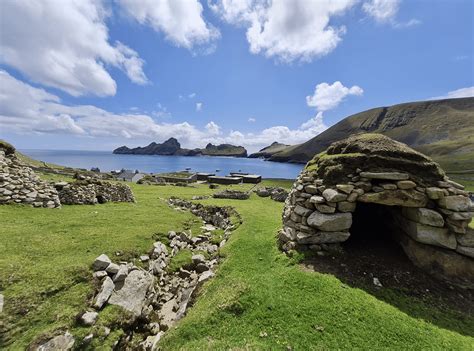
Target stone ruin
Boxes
[0,141,134,208]
[0,143,61,208]
[279,134,474,288]
[55,177,135,205]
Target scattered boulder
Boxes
[79,311,98,326]
[213,190,249,200]
[92,254,111,271]
[109,270,154,317]
[94,277,115,309]
[36,332,75,351]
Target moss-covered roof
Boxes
[305,133,445,185]
[0,140,16,155]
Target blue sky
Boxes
[0,0,473,152]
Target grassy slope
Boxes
[269,97,474,172]
[1,178,473,349]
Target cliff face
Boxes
[113,139,248,157]
[268,97,474,171]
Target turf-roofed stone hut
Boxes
[279,134,474,288]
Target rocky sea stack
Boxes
[280,134,474,288]
[113,138,247,158]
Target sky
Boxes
[0,0,473,153]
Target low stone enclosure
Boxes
[279,134,474,289]
[54,177,135,205]
[37,199,240,350]
[0,143,134,208]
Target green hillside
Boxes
[269,97,474,172]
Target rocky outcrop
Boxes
[55,176,134,205]
[113,139,248,158]
[0,146,61,208]
[279,134,474,288]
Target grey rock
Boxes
[92,254,111,271]
[80,311,98,326]
[426,187,445,200]
[337,201,356,213]
[196,263,209,273]
[402,208,444,227]
[322,189,347,202]
[314,204,336,214]
[309,195,325,204]
[358,189,427,207]
[0,293,3,313]
[159,298,177,330]
[297,231,350,244]
[37,332,75,351]
[198,270,214,283]
[456,245,474,258]
[105,263,120,274]
[109,270,154,316]
[456,228,474,247]
[307,212,352,232]
[359,171,409,180]
[140,255,150,262]
[304,185,318,194]
[336,184,354,194]
[399,219,456,249]
[94,276,115,309]
[294,205,313,217]
[397,180,417,189]
[113,265,128,282]
[438,195,472,212]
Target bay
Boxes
[21,149,304,179]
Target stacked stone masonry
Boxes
[279,134,474,289]
[0,150,61,208]
[55,178,135,205]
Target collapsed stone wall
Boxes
[55,178,135,205]
[0,149,61,208]
[279,134,474,288]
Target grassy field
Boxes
[0,177,473,350]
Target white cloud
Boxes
[306,81,363,112]
[0,70,328,152]
[196,102,203,111]
[210,0,357,62]
[0,0,147,97]
[430,87,474,100]
[248,117,256,122]
[188,92,197,98]
[362,0,400,23]
[118,0,220,49]
[363,0,420,27]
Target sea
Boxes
[21,150,304,179]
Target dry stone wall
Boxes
[55,178,134,205]
[0,149,60,208]
[279,134,474,288]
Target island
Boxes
[113,138,248,157]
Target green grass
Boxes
[1,178,473,350]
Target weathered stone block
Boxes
[337,201,356,213]
[336,184,354,194]
[322,188,347,202]
[314,204,336,214]
[359,171,409,180]
[397,180,416,189]
[437,195,471,212]
[297,231,350,244]
[456,227,474,247]
[309,195,325,204]
[294,205,313,217]
[307,211,352,232]
[358,189,428,207]
[456,245,474,258]
[304,185,318,194]
[402,208,444,227]
[399,219,456,249]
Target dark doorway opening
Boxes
[96,195,107,204]
[343,202,402,253]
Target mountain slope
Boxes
[269,97,474,171]
[248,142,291,159]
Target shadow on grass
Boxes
[301,215,474,338]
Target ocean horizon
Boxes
[21,149,304,179]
